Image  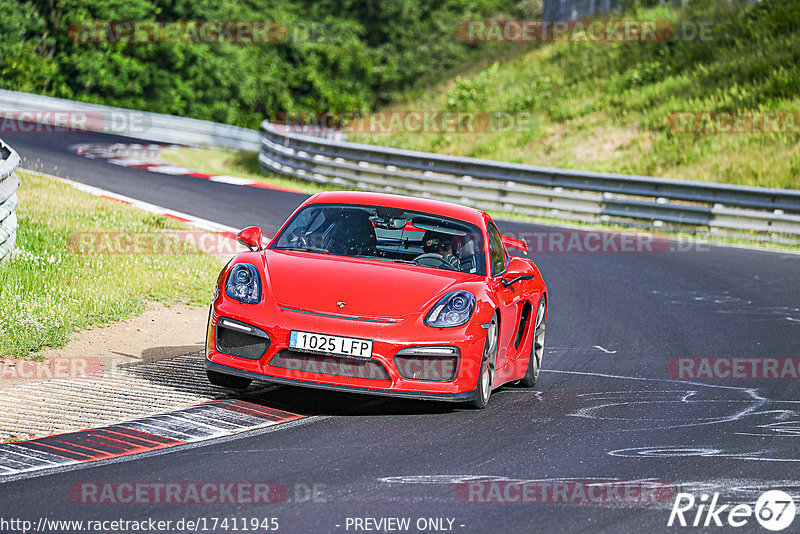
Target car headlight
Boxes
[425,291,475,328]
[225,263,261,304]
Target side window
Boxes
[487,222,507,276]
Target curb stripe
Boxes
[163,213,192,223]
[0,445,74,474]
[210,399,302,421]
[0,399,304,478]
[72,143,301,193]
[16,427,182,461]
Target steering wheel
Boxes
[413,253,458,271]
[291,233,328,253]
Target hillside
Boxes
[4,0,798,189]
[350,0,800,189]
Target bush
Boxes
[0,0,526,128]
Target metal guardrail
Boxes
[0,89,261,150]
[0,138,20,263]
[1,89,796,238]
[259,120,800,237]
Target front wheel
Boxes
[207,369,252,390]
[470,313,499,409]
[519,297,546,387]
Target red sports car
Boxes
[205,191,547,408]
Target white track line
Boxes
[20,167,238,234]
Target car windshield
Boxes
[271,203,486,276]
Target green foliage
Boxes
[0,0,60,93]
[446,63,499,111]
[0,0,526,127]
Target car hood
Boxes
[265,250,464,319]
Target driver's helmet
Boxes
[421,231,460,271]
[422,231,452,254]
[328,210,376,255]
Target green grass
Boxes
[349,0,800,190]
[0,171,223,359]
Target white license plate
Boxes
[289,331,373,359]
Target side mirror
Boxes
[237,226,264,251]
[501,257,535,288]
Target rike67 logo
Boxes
[668,490,796,531]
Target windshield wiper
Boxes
[273,246,331,254]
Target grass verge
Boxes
[0,171,223,359]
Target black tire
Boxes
[519,297,546,387]
[207,369,252,390]
[470,313,499,409]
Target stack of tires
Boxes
[0,139,20,264]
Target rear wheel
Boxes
[207,369,252,390]
[520,296,546,387]
[470,313,499,409]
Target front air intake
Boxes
[395,346,459,382]
[215,318,270,360]
[269,350,390,381]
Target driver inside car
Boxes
[323,209,377,256]
[417,231,461,271]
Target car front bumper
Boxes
[205,303,488,401]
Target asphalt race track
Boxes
[2,127,800,533]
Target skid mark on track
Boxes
[649,289,800,322]
[609,446,800,463]
[569,389,764,430]
[547,368,766,392]
[734,415,800,437]
[546,369,800,464]
[380,475,515,484]
[546,346,621,356]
